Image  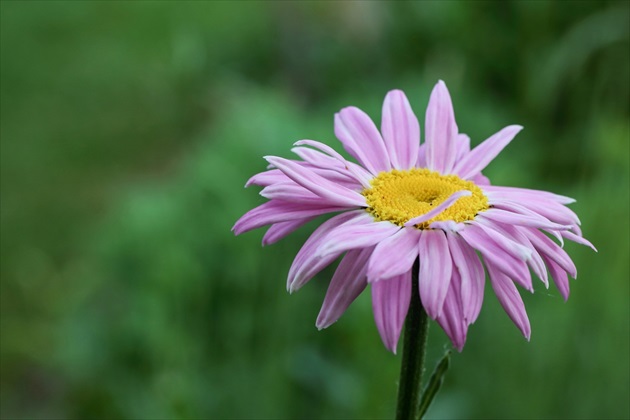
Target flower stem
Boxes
[396,260,429,420]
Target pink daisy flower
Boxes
[233,80,595,353]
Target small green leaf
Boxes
[417,350,451,419]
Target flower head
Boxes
[233,81,595,353]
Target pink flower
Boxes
[233,81,595,353]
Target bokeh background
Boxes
[1,1,629,419]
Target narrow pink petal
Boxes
[471,173,491,186]
[233,200,346,236]
[542,254,570,301]
[471,220,532,262]
[459,224,532,292]
[447,233,485,326]
[265,156,367,207]
[367,228,421,282]
[262,217,315,246]
[371,271,412,354]
[260,182,322,204]
[293,140,373,188]
[489,197,581,227]
[436,268,467,351]
[315,219,400,257]
[316,247,373,329]
[288,211,366,292]
[424,80,458,174]
[334,107,391,174]
[479,219,549,287]
[416,143,427,168]
[429,220,465,232]
[486,260,531,340]
[524,229,577,279]
[482,185,576,205]
[453,125,523,180]
[482,204,572,231]
[561,230,597,252]
[404,190,472,227]
[418,230,452,319]
[381,89,420,170]
[245,169,287,187]
[455,134,470,161]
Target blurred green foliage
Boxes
[1,1,628,419]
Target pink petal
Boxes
[424,80,458,174]
[315,218,400,257]
[542,254,570,301]
[490,197,581,228]
[482,185,576,205]
[371,271,412,354]
[288,211,366,292]
[381,89,420,170]
[404,190,472,227]
[245,169,287,187]
[561,230,597,252]
[293,139,373,188]
[459,224,532,292]
[455,134,471,161]
[436,267,467,351]
[447,233,485,326]
[452,125,523,180]
[334,107,391,175]
[486,261,531,340]
[265,156,366,207]
[232,200,346,236]
[418,230,452,319]
[262,217,315,246]
[316,247,373,329]
[367,227,421,282]
[478,219,549,287]
[472,219,533,262]
[260,182,322,203]
[482,204,572,231]
[524,229,577,279]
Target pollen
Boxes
[362,168,489,229]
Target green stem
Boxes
[396,260,429,420]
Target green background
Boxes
[1,1,628,418]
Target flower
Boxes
[233,81,595,353]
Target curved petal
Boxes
[447,233,485,326]
[315,219,400,257]
[455,134,471,161]
[452,125,523,180]
[404,190,471,227]
[262,217,315,246]
[524,229,577,279]
[371,271,412,354]
[542,254,570,301]
[233,200,346,236]
[316,247,373,329]
[486,260,531,340]
[367,227,421,282]
[381,89,420,170]
[482,185,576,205]
[288,211,366,292]
[459,224,532,292]
[293,139,373,188]
[265,156,367,207]
[418,230,452,319]
[424,80,458,174]
[436,267,467,351]
[334,107,390,174]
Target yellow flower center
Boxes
[362,168,489,229]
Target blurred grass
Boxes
[1,1,628,419]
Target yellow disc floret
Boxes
[362,168,489,229]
